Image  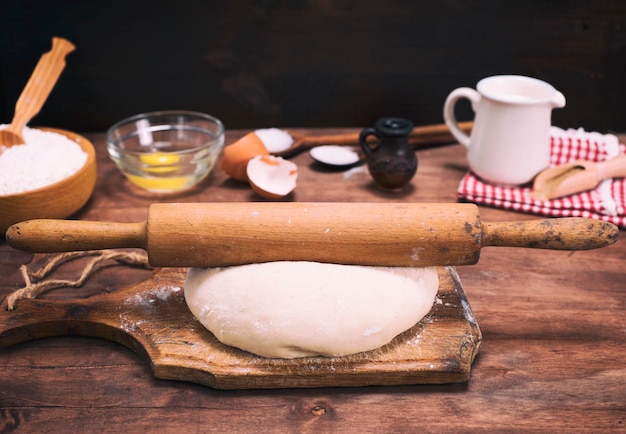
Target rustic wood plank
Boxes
[1,340,624,431]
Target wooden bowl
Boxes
[0,127,97,234]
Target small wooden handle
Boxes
[597,154,626,180]
[7,220,147,252]
[5,203,619,268]
[481,218,619,250]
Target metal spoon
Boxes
[0,37,75,149]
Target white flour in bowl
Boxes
[0,125,88,195]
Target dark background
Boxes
[1,0,625,134]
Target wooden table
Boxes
[1,129,625,432]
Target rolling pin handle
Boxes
[481,218,619,250]
[5,219,148,253]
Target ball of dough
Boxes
[184,261,438,359]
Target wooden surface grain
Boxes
[1,129,625,432]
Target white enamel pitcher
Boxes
[443,75,566,185]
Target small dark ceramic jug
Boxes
[359,117,417,191]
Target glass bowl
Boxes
[106,110,225,193]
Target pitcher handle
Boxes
[359,127,378,157]
[443,87,481,148]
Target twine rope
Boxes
[3,250,150,311]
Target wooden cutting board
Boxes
[0,266,481,390]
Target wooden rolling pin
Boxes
[5,202,619,267]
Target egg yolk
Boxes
[126,174,190,191]
[140,152,180,173]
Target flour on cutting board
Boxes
[125,285,181,306]
[119,285,182,332]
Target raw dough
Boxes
[184,261,439,359]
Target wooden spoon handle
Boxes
[275,121,473,158]
[301,121,474,146]
[9,37,75,132]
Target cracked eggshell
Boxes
[246,155,298,199]
[220,132,269,182]
[254,128,294,153]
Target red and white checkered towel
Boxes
[457,127,626,228]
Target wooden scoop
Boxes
[272,121,473,158]
[0,37,75,148]
[5,202,618,268]
[532,154,626,200]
